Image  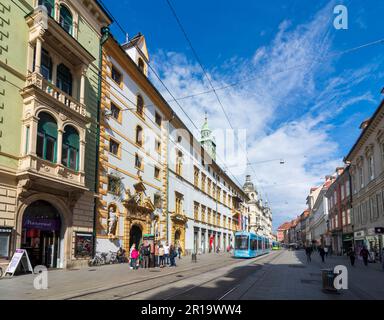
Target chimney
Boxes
[359,118,370,130]
[336,167,344,176]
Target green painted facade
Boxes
[0,0,33,169]
[0,0,108,191]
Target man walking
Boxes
[348,247,356,266]
[305,246,312,262]
[319,247,326,263]
[141,242,150,268]
[360,246,369,266]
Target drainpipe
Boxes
[166,112,175,243]
[92,26,110,258]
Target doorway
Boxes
[21,200,61,268]
[129,225,142,249]
[174,229,181,247]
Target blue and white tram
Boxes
[234,231,271,258]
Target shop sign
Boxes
[5,249,33,277]
[354,230,365,238]
[367,228,376,236]
[23,218,60,231]
[375,227,384,234]
[0,228,12,233]
[342,233,353,241]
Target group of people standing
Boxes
[304,245,329,263]
[127,242,183,270]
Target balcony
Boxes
[23,72,87,119]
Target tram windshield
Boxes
[235,235,248,250]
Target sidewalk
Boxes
[0,252,235,300]
[303,250,384,299]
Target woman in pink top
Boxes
[130,247,139,270]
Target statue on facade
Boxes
[107,206,117,235]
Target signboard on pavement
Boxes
[5,249,33,277]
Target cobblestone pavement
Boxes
[1,249,383,300]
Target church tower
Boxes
[200,114,216,161]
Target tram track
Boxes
[66,251,280,300]
[64,255,245,300]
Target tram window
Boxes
[258,239,262,250]
[250,239,257,250]
[235,235,248,250]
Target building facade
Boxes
[345,99,384,261]
[0,0,111,268]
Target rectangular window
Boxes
[368,156,374,181]
[194,202,199,221]
[0,228,11,259]
[154,166,160,180]
[155,112,162,126]
[107,176,120,195]
[110,102,121,121]
[25,126,30,155]
[341,184,345,200]
[176,152,182,176]
[109,138,120,156]
[359,167,364,188]
[155,140,161,154]
[342,211,346,226]
[194,166,199,188]
[45,136,56,162]
[175,194,183,215]
[201,173,206,192]
[201,205,206,222]
[346,179,350,197]
[347,208,351,225]
[111,65,122,85]
[135,153,143,170]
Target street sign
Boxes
[5,249,33,277]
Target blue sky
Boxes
[103,0,384,230]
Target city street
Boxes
[1,249,384,300]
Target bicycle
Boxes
[88,252,105,267]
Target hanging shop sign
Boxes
[354,230,365,239]
[375,227,384,234]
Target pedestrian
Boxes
[141,242,150,268]
[169,245,177,267]
[159,245,165,268]
[305,245,312,262]
[177,245,182,259]
[360,246,369,266]
[129,244,136,268]
[164,242,170,266]
[324,246,328,257]
[319,247,325,263]
[130,245,139,270]
[381,248,384,271]
[154,242,160,267]
[348,247,356,267]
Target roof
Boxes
[345,99,384,161]
[277,222,291,230]
[94,0,114,23]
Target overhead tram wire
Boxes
[165,0,271,203]
[10,0,384,108]
[97,0,245,189]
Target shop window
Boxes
[59,5,73,35]
[62,125,79,170]
[57,63,72,96]
[0,228,12,259]
[36,112,57,162]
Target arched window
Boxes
[57,63,72,96]
[59,5,73,35]
[36,112,58,162]
[136,126,143,146]
[136,94,144,116]
[38,0,54,17]
[62,125,79,171]
[138,58,145,73]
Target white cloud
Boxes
[149,0,377,231]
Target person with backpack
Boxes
[141,242,151,268]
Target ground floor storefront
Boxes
[354,228,384,262]
[0,181,95,269]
